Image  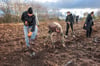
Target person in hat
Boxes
[21,7,38,49]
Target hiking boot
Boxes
[24,46,30,51]
[62,44,66,47]
[72,35,76,38]
[30,52,36,57]
[65,35,68,39]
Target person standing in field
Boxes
[21,7,38,49]
[76,15,79,24]
[65,11,75,38]
[84,12,94,38]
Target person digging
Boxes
[21,7,38,56]
[48,22,66,47]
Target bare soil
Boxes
[0,20,100,66]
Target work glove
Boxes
[28,32,32,38]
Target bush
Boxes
[0,14,21,23]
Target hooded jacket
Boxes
[65,14,74,23]
[21,8,36,32]
[85,14,94,30]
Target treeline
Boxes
[0,0,58,23]
[0,0,100,23]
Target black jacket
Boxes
[85,14,94,30]
[21,11,36,32]
[76,16,79,20]
[65,14,74,23]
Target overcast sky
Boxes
[31,0,100,8]
[0,0,100,8]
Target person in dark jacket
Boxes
[21,7,38,48]
[84,12,94,38]
[65,11,75,38]
[76,15,79,24]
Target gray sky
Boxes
[0,0,100,8]
[31,0,100,8]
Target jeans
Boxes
[24,25,38,47]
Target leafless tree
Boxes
[97,10,100,17]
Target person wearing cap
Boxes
[21,7,38,48]
[65,11,75,38]
[84,12,94,38]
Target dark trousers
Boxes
[86,27,92,37]
[76,19,78,24]
[66,23,73,35]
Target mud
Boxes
[0,20,100,66]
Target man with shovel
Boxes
[21,7,38,56]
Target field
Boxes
[0,20,100,66]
